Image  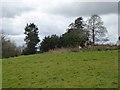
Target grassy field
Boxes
[0,59,2,89]
[2,50,118,88]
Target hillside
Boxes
[2,50,118,88]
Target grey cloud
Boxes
[118,1,120,36]
[48,2,118,17]
[1,2,35,18]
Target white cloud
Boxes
[101,14,118,43]
[2,17,25,35]
[8,34,25,46]
[2,11,74,46]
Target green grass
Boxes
[2,50,118,88]
[0,59,2,89]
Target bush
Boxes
[70,48,80,52]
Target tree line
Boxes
[1,14,109,58]
[1,33,22,58]
[23,14,108,54]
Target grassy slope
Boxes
[0,59,2,89]
[2,50,118,88]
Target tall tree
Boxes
[24,23,40,55]
[87,15,108,45]
[63,17,88,47]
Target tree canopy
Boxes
[87,15,108,45]
[40,35,60,52]
[63,17,89,47]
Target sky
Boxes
[0,0,119,46]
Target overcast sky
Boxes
[1,0,119,46]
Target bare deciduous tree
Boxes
[87,15,108,45]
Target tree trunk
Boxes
[92,28,95,46]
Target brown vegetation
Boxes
[48,44,118,53]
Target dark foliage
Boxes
[23,23,40,55]
[40,34,60,52]
[60,16,88,48]
[40,17,88,52]
[60,30,88,48]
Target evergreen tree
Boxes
[40,34,60,52]
[62,17,88,47]
[24,23,40,55]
